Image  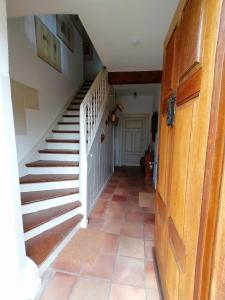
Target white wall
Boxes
[0,1,39,299]
[87,94,114,215]
[7,15,84,163]
[84,47,102,80]
[114,84,161,166]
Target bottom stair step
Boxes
[23,201,81,233]
[25,214,83,266]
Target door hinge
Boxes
[167,93,176,127]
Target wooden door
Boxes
[122,116,147,166]
[155,0,222,299]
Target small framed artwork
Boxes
[56,15,74,52]
[35,17,61,72]
[83,38,93,61]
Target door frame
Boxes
[118,113,150,166]
[194,1,225,298]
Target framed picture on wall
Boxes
[35,17,61,72]
[83,37,93,61]
[56,15,74,52]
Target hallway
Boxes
[39,167,160,300]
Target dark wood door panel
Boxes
[163,28,178,99]
[177,68,201,105]
[168,217,186,272]
[178,0,203,81]
[169,101,195,238]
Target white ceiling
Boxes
[6,0,179,71]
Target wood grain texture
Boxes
[25,214,83,265]
[168,217,186,272]
[169,101,195,238]
[156,192,167,222]
[163,28,178,99]
[155,193,168,279]
[178,0,203,81]
[155,0,222,299]
[23,201,81,232]
[194,1,225,298]
[52,130,80,133]
[157,115,170,203]
[20,174,79,184]
[108,70,162,84]
[21,188,79,205]
[177,68,201,105]
[46,139,79,143]
[39,149,79,155]
[26,160,79,167]
[166,242,180,300]
[209,158,225,299]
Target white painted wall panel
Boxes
[86,98,114,215]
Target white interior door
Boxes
[122,116,147,166]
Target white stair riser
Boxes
[69,100,82,108]
[58,124,80,130]
[47,142,79,150]
[53,132,80,139]
[26,166,79,175]
[20,180,79,192]
[22,193,80,214]
[39,153,79,161]
[24,207,82,241]
[62,117,80,122]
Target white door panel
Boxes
[122,116,147,166]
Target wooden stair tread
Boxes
[67,108,80,111]
[25,214,83,265]
[46,139,79,143]
[39,149,79,154]
[26,160,79,168]
[23,201,81,232]
[70,103,82,106]
[21,188,79,205]
[58,122,80,125]
[63,115,79,117]
[52,130,80,133]
[20,174,79,184]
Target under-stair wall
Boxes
[87,89,114,215]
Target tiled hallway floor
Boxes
[39,167,160,300]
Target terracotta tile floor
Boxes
[39,167,160,300]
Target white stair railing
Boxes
[79,68,109,227]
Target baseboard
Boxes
[21,257,41,300]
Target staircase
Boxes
[19,80,92,268]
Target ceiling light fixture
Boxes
[130,38,141,46]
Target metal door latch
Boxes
[167,93,176,127]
